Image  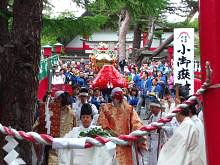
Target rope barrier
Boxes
[0,61,212,164]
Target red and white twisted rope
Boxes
[0,62,212,149]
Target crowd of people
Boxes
[33,58,206,165]
[51,59,176,111]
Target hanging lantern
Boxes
[54,43,64,54]
[42,45,52,58]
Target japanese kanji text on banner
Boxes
[174,28,194,95]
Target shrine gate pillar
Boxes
[200,0,220,164]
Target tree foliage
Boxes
[162,18,198,31]
[88,0,169,20]
[41,13,108,45]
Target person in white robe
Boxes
[157,108,203,165]
[146,98,178,165]
[72,88,99,126]
[58,103,116,165]
[198,110,204,123]
[189,102,207,165]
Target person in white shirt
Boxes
[52,70,65,85]
[72,88,99,127]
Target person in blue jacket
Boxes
[91,87,105,111]
[131,67,141,88]
[128,87,139,108]
[75,71,88,88]
[136,71,152,115]
[147,77,162,101]
[64,70,76,85]
[157,71,167,98]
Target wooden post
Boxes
[175,83,180,102]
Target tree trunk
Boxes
[131,23,142,62]
[133,19,155,64]
[118,9,131,62]
[150,34,174,58]
[145,19,155,49]
[132,23,142,50]
[0,0,43,164]
[0,0,9,45]
[185,0,198,22]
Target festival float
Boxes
[89,42,128,89]
[89,42,117,71]
[92,64,128,89]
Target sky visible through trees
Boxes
[49,0,194,22]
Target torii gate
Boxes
[200,0,220,164]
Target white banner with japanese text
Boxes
[174,28,194,95]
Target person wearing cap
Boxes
[52,70,65,85]
[157,107,203,165]
[72,88,98,127]
[145,98,178,165]
[189,100,207,164]
[97,87,145,165]
[58,103,116,165]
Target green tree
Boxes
[41,8,108,47]
[87,0,170,62]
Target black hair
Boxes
[144,71,149,77]
[60,92,71,107]
[42,91,51,102]
[80,87,88,94]
[174,84,189,99]
[43,95,47,103]
[131,67,136,72]
[72,84,81,89]
[179,108,190,116]
[130,87,138,97]
[94,87,100,92]
[80,103,93,119]
[189,105,198,115]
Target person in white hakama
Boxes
[58,103,116,165]
[157,108,203,165]
[146,98,178,165]
[189,101,207,165]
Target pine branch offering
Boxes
[79,127,112,138]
